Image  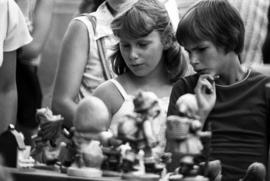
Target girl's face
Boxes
[119,30,165,77]
[184,40,227,75]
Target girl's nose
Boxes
[129,47,139,60]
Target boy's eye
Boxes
[120,43,130,49]
[197,47,206,52]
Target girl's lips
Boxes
[131,63,144,69]
[131,63,143,67]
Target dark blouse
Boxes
[167,70,270,181]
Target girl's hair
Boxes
[176,0,245,55]
[110,0,187,83]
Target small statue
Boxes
[117,91,170,179]
[67,96,110,178]
[240,162,266,181]
[166,93,220,181]
[31,107,70,166]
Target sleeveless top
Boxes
[109,79,170,155]
[74,2,117,102]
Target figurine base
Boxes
[122,173,160,181]
[169,175,209,181]
[67,167,102,178]
[102,170,122,177]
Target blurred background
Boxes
[38,0,80,107]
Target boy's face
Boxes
[184,40,227,75]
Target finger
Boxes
[196,79,212,95]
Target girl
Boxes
[52,0,137,128]
[93,0,188,153]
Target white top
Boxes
[74,2,117,101]
[0,0,32,66]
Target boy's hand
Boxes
[195,74,217,124]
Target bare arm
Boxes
[0,51,17,134]
[52,19,89,128]
[18,0,55,60]
[93,82,118,128]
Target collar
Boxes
[92,2,114,40]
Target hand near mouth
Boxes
[194,74,217,125]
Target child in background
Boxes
[0,0,32,167]
[0,0,32,135]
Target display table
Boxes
[5,167,123,181]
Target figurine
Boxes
[117,91,170,180]
[166,93,220,181]
[31,107,68,166]
[67,96,109,178]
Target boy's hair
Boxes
[176,0,245,55]
[110,0,187,83]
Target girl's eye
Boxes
[137,42,148,48]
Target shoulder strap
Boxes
[83,13,113,80]
[109,79,129,100]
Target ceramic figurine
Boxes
[67,96,109,178]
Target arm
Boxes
[93,81,123,129]
[52,19,89,128]
[18,0,55,60]
[0,51,17,134]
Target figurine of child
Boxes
[166,93,211,179]
[166,93,205,156]
[67,96,110,178]
[117,91,169,177]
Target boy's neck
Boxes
[216,54,248,85]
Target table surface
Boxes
[5,167,124,181]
